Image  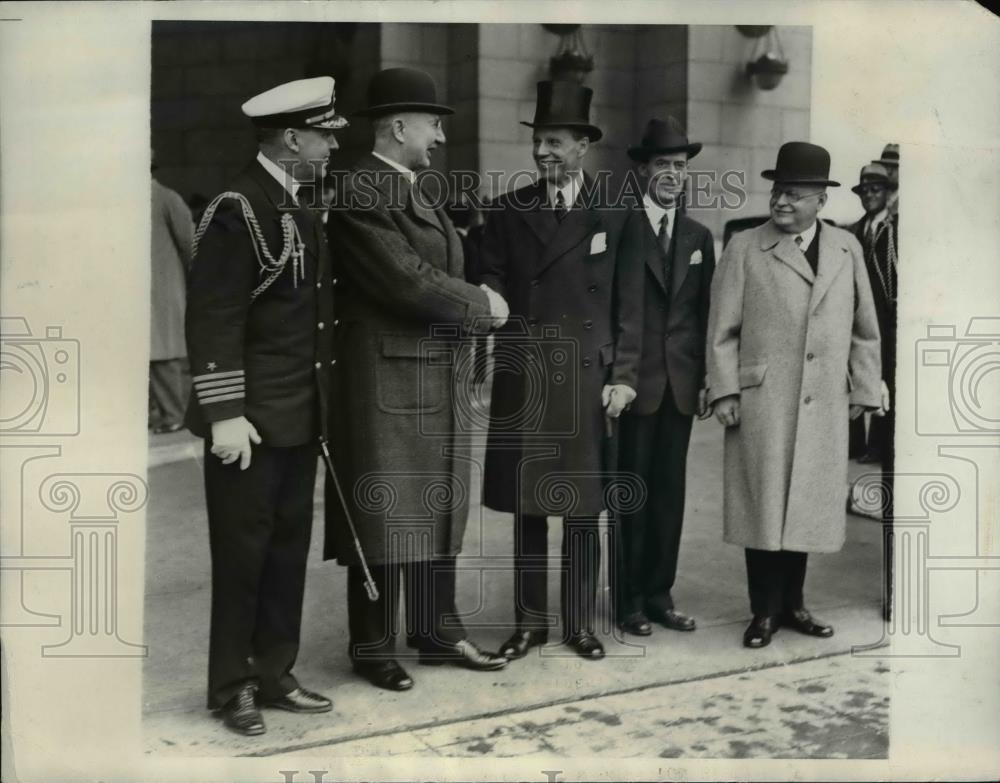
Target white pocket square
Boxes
[690,249,703,265]
[590,232,607,254]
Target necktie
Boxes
[659,213,673,289]
[554,190,567,222]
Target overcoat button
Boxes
[582,358,592,368]
[583,320,593,329]
[804,396,812,404]
[807,352,814,360]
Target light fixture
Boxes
[542,24,594,83]
[737,25,789,91]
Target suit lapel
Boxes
[638,209,668,295]
[513,182,557,246]
[809,222,849,314]
[538,206,602,274]
[408,177,446,235]
[760,219,815,285]
[670,215,698,301]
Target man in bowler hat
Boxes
[612,118,716,637]
[185,76,343,735]
[706,142,883,648]
[478,81,645,661]
[324,67,509,692]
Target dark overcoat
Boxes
[323,155,493,566]
[631,209,716,417]
[852,213,898,380]
[184,160,333,447]
[477,179,644,518]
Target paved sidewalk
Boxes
[143,418,890,759]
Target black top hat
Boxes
[520,81,603,142]
[761,141,840,187]
[355,67,454,117]
[628,117,702,162]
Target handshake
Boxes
[479,284,510,330]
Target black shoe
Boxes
[419,639,508,671]
[743,615,778,648]
[260,686,332,714]
[781,608,834,638]
[566,631,605,660]
[499,629,549,660]
[647,607,697,632]
[220,684,265,736]
[352,659,414,691]
[617,612,652,636]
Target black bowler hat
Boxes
[355,67,453,117]
[628,117,702,162]
[520,81,603,142]
[761,141,840,187]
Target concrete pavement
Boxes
[142,417,889,758]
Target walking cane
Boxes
[319,437,379,601]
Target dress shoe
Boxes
[220,684,266,736]
[352,659,414,691]
[499,629,549,660]
[781,608,834,638]
[260,686,332,714]
[618,612,652,636]
[647,607,697,632]
[419,639,508,671]
[566,631,605,660]
[743,615,779,649]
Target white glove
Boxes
[480,284,509,329]
[210,416,262,470]
[602,384,637,418]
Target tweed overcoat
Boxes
[477,179,645,518]
[323,155,493,566]
[706,219,881,553]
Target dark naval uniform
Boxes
[185,157,334,709]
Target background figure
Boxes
[873,142,899,216]
[706,142,882,650]
[150,168,194,434]
[612,118,715,638]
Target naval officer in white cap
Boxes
[185,76,344,736]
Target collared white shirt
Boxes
[372,150,416,184]
[642,194,677,241]
[546,171,583,211]
[794,220,818,253]
[256,151,300,205]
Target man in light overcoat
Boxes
[324,67,509,692]
[706,142,882,649]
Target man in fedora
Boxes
[873,142,900,216]
[706,141,882,648]
[185,76,343,735]
[611,118,716,637]
[849,163,895,467]
[324,67,509,692]
[478,81,645,661]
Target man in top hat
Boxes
[705,141,882,649]
[873,142,899,216]
[185,76,343,734]
[478,81,645,661]
[324,67,509,693]
[611,118,716,637]
[849,163,896,467]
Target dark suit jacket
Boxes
[477,178,645,517]
[852,212,898,380]
[184,159,333,446]
[632,208,716,417]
